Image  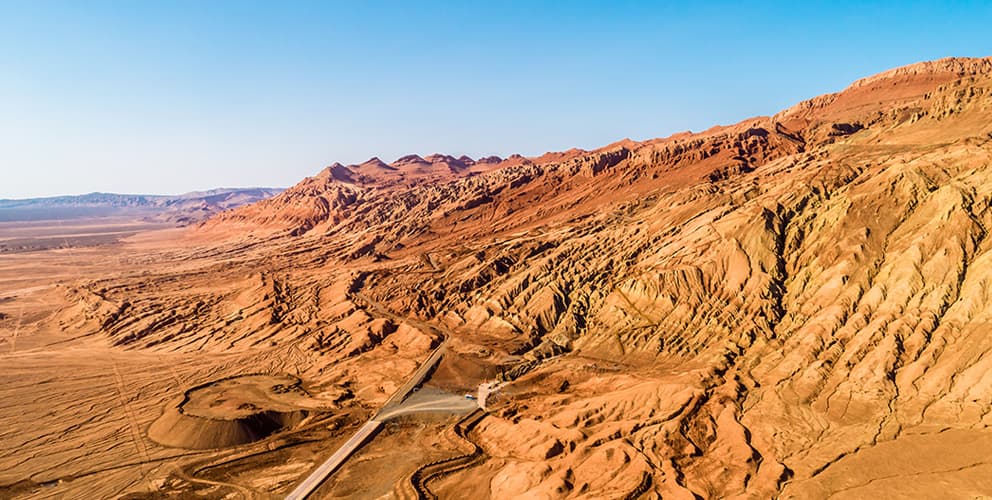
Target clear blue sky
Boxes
[1,1,990,198]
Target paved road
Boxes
[378,341,447,411]
[285,317,451,500]
[286,390,479,499]
[285,292,501,500]
[284,420,383,500]
[376,390,479,421]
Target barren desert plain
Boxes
[5,57,992,499]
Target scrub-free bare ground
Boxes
[6,58,992,499]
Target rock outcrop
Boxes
[37,56,992,498]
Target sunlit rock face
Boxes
[7,57,992,499]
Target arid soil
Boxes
[0,217,173,253]
[4,57,992,499]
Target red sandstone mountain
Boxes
[6,57,992,499]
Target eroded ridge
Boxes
[5,57,992,498]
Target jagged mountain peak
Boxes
[34,56,992,498]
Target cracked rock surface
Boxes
[4,57,992,498]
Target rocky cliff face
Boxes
[61,57,992,497]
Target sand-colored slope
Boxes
[147,374,312,450]
[5,57,992,498]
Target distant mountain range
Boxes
[0,188,283,223]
